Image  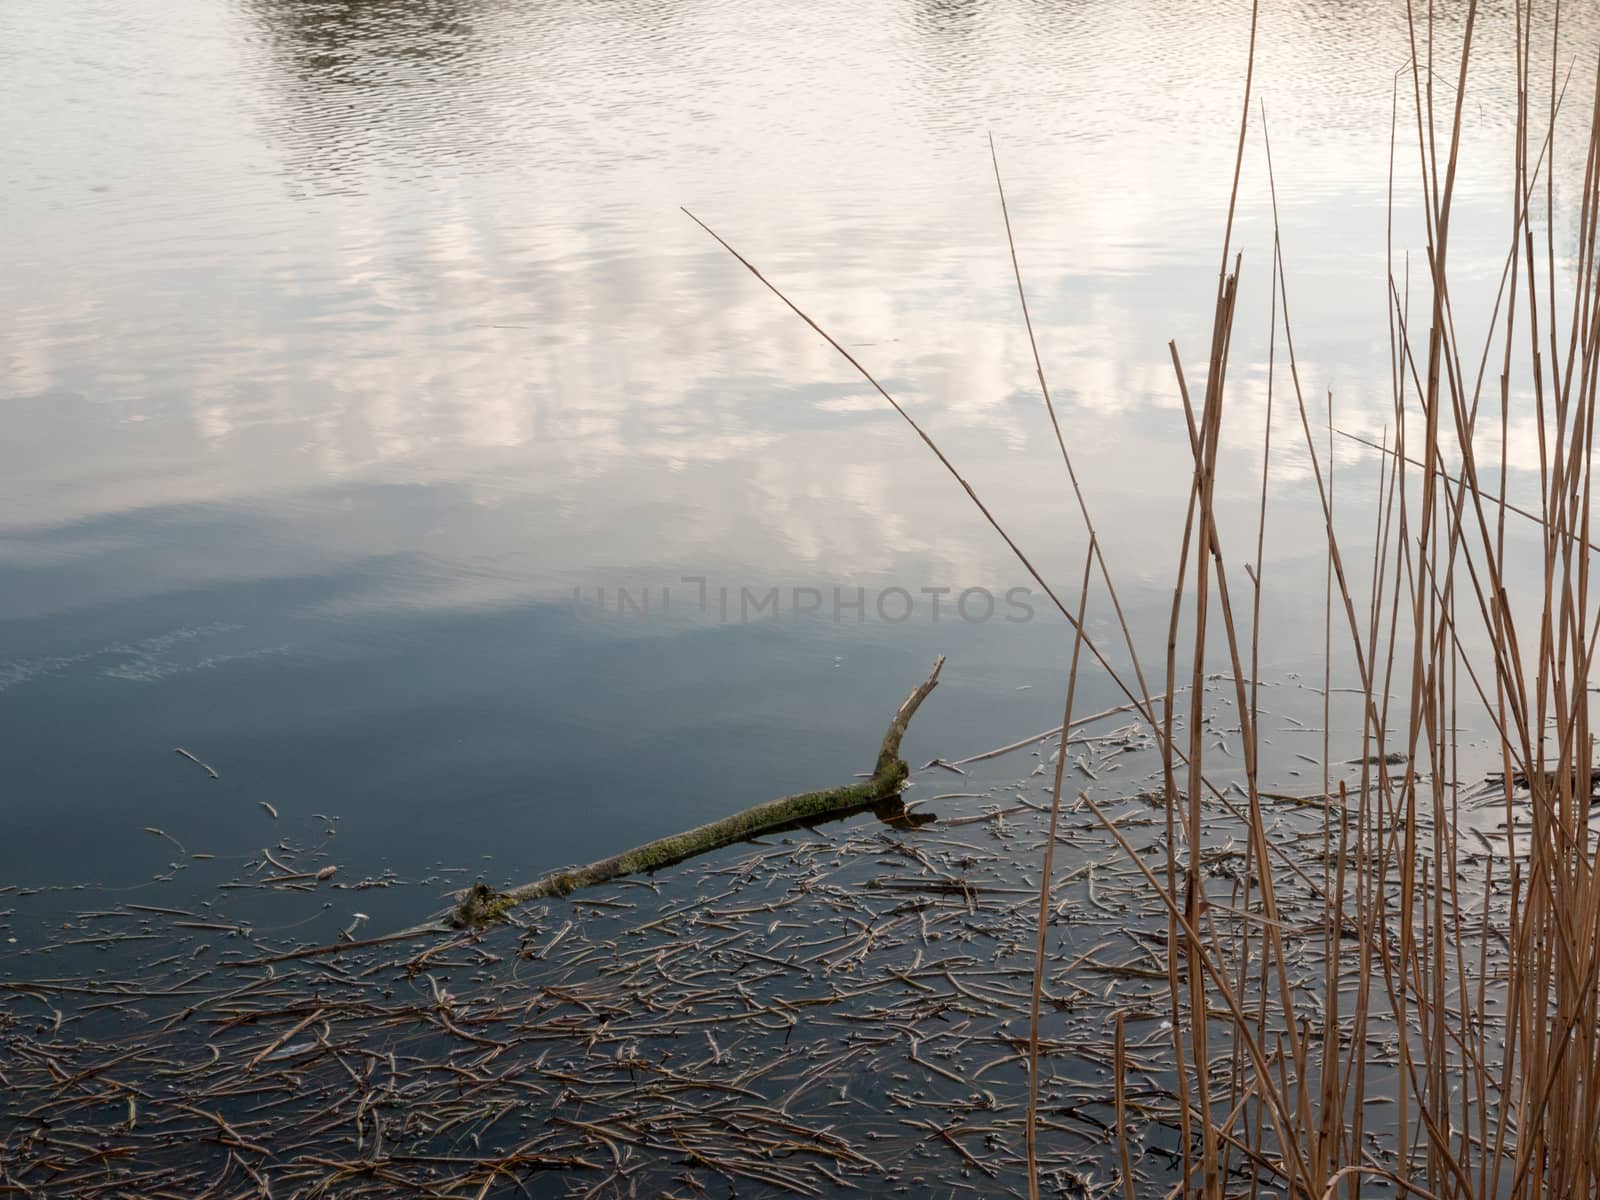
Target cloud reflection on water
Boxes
[0,0,1595,621]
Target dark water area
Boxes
[0,0,1584,1007]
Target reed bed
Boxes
[696,2,1600,1195]
[1089,4,1600,1196]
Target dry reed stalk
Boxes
[1024,543,1094,1200]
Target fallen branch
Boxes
[223,658,948,965]
[452,656,946,927]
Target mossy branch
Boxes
[452,655,945,928]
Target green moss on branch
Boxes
[452,657,944,928]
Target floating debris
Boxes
[1,712,1509,1198]
[173,746,219,779]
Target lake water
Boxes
[0,0,1587,931]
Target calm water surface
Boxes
[0,0,1586,932]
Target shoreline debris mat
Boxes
[1,700,1508,1198]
